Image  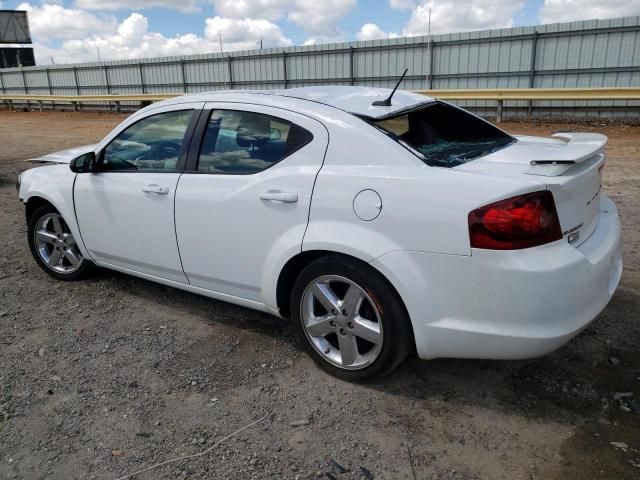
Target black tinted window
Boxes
[197,110,312,174]
[370,102,514,168]
[102,110,193,171]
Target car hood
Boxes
[28,144,97,164]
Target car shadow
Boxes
[368,286,640,421]
[89,267,294,339]
[92,267,640,418]
[0,173,15,187]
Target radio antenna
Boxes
[372,68,408,107]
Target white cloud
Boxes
[389,0,414,10]
[17,2,118,40]
[212,0,357,37]
[357,23,399,41]
[212,0,288,21]
[539,0,640,24]
[22,0,356,63]
[301,35,347,45]
[39,13,211,63]
[204,16,292,51]
[30,12,291,65]
[288,0,357,37]
[403,0,525,36]
[75,0,201,13]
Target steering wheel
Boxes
[141,141,180,160]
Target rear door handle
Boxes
[259,191,298,203]
[142,184,169,195]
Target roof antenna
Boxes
[372,68,408,107]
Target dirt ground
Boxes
[0,111,639,480]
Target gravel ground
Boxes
[0,111,639,480]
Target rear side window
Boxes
[197,110,313,174]
[370,102,514,168]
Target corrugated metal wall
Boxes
[2,16,640,118]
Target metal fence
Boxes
[1,16,640,118]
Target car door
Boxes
[74,103,203,283]
[175,103,328,301]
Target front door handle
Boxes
[259,191,298,203]
[142,184,169,195]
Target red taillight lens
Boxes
[469,191,562,250]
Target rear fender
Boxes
[302,220,401,262]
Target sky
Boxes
[2,0,640,65]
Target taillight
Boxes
[468,191,562,250]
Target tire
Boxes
[290,255,412,382]
[27,204,94,281]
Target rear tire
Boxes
[290,255,412,382]
[27,204,93,281]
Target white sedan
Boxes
[17,86,623,381]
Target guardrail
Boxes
[2,88,640,121]
[416,88,640,121]
[415,87,640,100]
[0,93,175,113]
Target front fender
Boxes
[20,166,92,260]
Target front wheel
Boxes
[290,255,412,382]
[27,204,93,281]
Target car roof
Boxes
[166,86,434,120]
[274,86,434,119]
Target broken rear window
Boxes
[368,102,515,168]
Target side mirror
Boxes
[70,152,96,173]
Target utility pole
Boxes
[97,47,101,62]
[426,7,432,89]
[260,39,263,49]
[218,33,227,89]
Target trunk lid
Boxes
[458,133,606,247]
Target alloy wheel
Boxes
[34,213,83,274]
[300,275,383,370]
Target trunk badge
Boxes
[563,223,583,245]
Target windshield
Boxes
[369,102,515,168]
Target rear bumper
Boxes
[371,194,623,360]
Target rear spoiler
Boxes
[526,133,606,177]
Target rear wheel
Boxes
[290,255,412,381]
[28,204,93,280]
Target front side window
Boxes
[369,102,514,168]
[197,110,313,174]
[102,110,194,172]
